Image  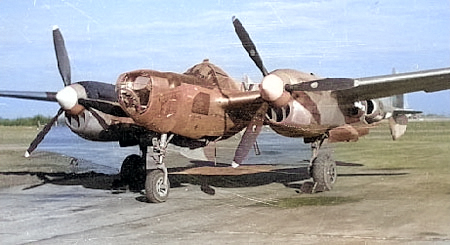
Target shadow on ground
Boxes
[0,165,310,192]
[0,160,409,196]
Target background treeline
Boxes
[0,115,53,126]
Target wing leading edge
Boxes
[333,67,450,102]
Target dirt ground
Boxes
[1,124,450,244]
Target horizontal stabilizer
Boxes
[393,109,422,115]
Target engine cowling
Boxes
[363,99,386,124]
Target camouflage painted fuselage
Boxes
[115,60,377,143]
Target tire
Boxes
[145,170,170,203]
[120,154,145,191]
[311,153,337,192]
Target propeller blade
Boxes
[53,26,71,86]
[232,17,269,76]
[0,91,57,102]
[78,98,128,117]
[25,108,63,157]
[232,102,268,166]
[284,78,355,92]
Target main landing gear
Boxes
[308,135,337,193]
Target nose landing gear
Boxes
[117,133,173,203]
[144,134,173,203]
[145,169,170,203]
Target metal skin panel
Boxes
[117,69,243,139]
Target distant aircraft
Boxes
[1,17,450,203]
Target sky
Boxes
[0,0,449,118]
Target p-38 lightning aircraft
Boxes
[1,17,450,203]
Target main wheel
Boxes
[120,154,145,191]
[145,170,170,203]
[311,153,337,192]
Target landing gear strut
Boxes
[308,135,337,192]
[145,134,173,203]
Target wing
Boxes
[333,68,450,102]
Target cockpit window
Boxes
[184,59,236,90]
[117,75,151,115]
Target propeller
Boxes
[231,17,271,167]
[25,26,126,157]
[24,26,71,157]
[231,17,360,166]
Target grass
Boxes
[0,126,38,145]
[334,121,450,172]
[0,126,73,174]
[330,120,450,203]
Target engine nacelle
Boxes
[65,108,137,142]
[362,99,386,124]
[266,98,324,139]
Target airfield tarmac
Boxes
[1,123,450,244]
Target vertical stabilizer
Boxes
[392,94,404,109]
[390,68,405,109]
